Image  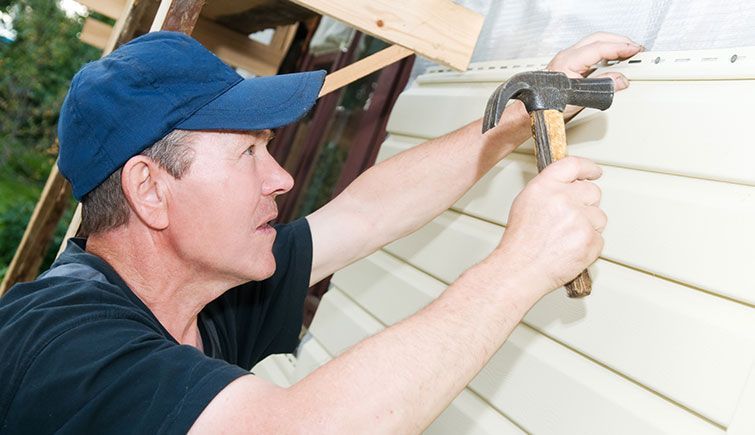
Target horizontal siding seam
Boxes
[341,250,726,430]
[510,150,755,188]
[435,207,755,308]
[517,322,727,430]
[331,279,533,434]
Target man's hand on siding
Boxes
[547,32,642,121]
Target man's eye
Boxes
[244,145,256,156]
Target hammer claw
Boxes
[482,70,615,298]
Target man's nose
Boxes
[262,156,294,196]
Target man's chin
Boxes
[239,257,276,283]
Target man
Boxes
[0,31,640,433]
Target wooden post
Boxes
[290,0,483,70]
[318,44,413,98]
[0,160,71,293]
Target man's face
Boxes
[164,130,293,285]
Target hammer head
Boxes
[483,71,614,133]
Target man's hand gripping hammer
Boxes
[482,71,614,297]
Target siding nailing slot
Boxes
[674,58,691,62]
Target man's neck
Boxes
[86,226,233,348]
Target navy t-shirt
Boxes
[0,218,312,434]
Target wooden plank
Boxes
[79,18,113,50]
[318,44,413,97]
[311,283,722,434]
[77,0,125,18]
[0,165,71,295]
[57,205,82,258]
[375,208,755,425]
[108,0,162,56]
[77,0,289,76]
[160,0,205,33]
[190,17,282,76]
[149,0,175,31]
[290,0,483,71]
[269,24,299,52]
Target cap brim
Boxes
[176,70,326,131]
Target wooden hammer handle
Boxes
[529,109,592,298]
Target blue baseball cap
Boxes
[58,31,326,200]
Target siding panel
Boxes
[329,260,722,434]
[316,49,755,433]
[379,140,755,306]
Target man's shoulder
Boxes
[1,264,148,329]
[0,268,158,366]
[0,269,169,428]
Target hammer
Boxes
[482,71,614,298]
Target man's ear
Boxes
[121,155,170,230]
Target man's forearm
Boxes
[340,103,529,254]
[307,102,529,285]
[286,255,540,433]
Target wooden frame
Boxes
[290,0,483,71]
[78,0,298,77]
[1,0,483,294]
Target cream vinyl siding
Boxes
[253,47,755,434]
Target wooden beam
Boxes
[191,17,283,76]
[80,18,113,50]
[77,0,125,18]
[0,163,71,295]
[289,0,483,71]
[270,24,299,53]
[159,0,205,33]
[78,0,293,77]
[319,44,413,97]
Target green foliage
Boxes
[0,0,100,281]
[1,0,99,169]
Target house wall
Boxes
[253,47,755,434]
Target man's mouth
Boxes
[256,213,277,233]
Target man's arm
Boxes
[306,32,640,286]
[192,157,606,433]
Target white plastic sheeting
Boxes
[410,0,755,80]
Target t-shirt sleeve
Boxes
[201,217,313,370]
[262,217,314,354]
[9,314,248,434]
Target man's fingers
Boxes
[551,42,642,76]
[569,32,638,49]
[594,71,630,91]
[584,205,608,234]
[541,157,603,183]
[573,180,602,206]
